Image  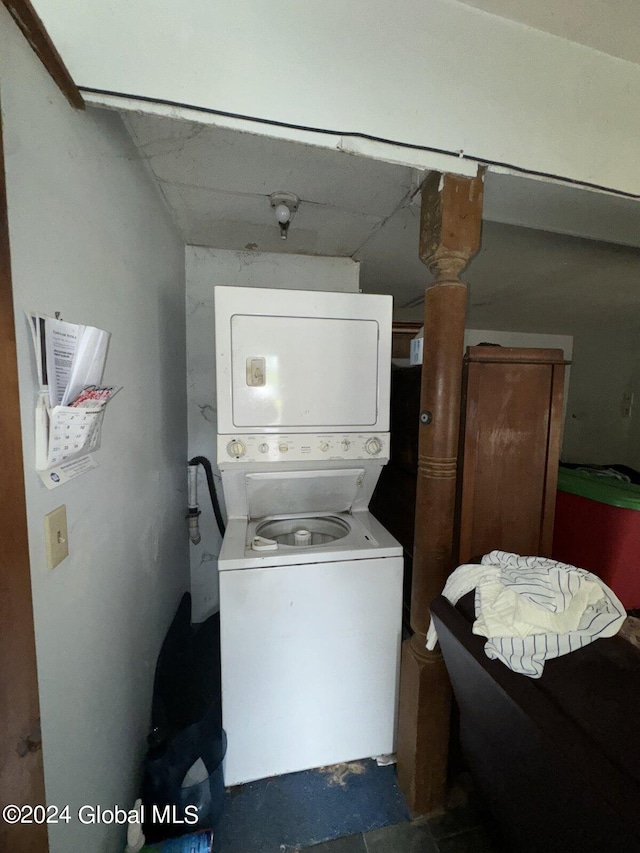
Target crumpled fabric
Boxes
[427,549,626,678]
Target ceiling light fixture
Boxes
[269,191,299,240]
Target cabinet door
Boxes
[457,348,565,563]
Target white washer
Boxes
[215,287,403,786]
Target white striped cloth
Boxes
[426,550,626,678]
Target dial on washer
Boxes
[365,437,382,455]
[227,440,246,458]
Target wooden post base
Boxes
[396,633,452,815]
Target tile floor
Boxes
[214,757,505,853]
[216,759,409,852]
[301,801,505,853]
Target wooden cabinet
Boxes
[456,347,566,563]
[371,346,567,590]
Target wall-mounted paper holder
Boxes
[28,311,121,489]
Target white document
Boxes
[61,325,111,406]
[39,316,111,407]
[45,318,80,407]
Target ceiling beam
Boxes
[2,0,84,110]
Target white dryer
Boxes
[214,286,403,786]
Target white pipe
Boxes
[188,463,199,509]
[187,463,201,545]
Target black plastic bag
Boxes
[142,594,225,843]
[141,702,226,843]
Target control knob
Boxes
[227,440,246,458]
[319,442,330,452]
[341,439,351,451]
[279,443,289,453]
[258,443,269,454]
[364,437,382,456]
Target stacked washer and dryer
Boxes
[214,285,403,786]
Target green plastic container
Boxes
[556,467,640,511]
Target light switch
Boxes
[44,505,69,569]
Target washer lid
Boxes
[245,469,365,519]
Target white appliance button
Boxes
[258,443,269,453]
[319,442,329,452]
[227,440,246,458]
[365,437,383,456]
[279,443,289,452]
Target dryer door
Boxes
[215,286,391,434]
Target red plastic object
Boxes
[552,490,640,610]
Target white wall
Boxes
[186,247,360,620]
[563,329,639,467]
[32,0,640,196]
[1,9,189,852]
[409,327,573,366]
[465,328,573,358]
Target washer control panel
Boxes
[218,433,389,463]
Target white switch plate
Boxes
[44,505,69,569]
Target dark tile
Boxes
[364,821,439,853]
[304,834,368,853]
[436,828,502,853]
[426,803,482,840]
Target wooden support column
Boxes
[396,170,484,815]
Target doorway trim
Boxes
[0,93,49,852]
[2,0,84,109]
